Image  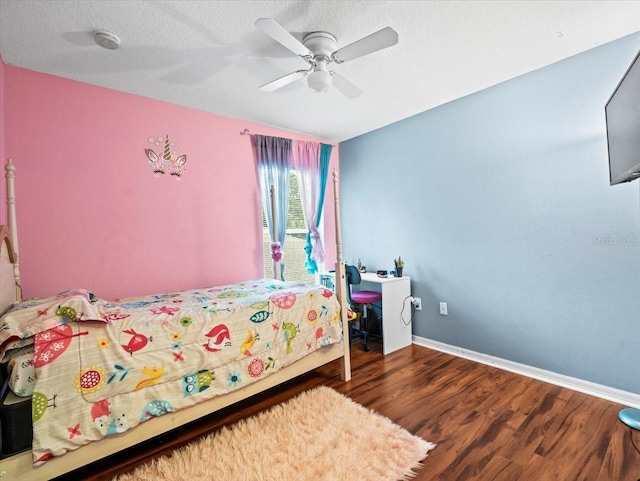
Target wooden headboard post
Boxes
[332,169,351,381]
[5,159,21,302]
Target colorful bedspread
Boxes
[0,279,342,464]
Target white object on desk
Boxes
[355,272,412,355]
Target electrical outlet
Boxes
[413,297,422,310]
[439,302,448,316]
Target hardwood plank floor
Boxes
[56,340,640,481]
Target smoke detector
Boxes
[94,30,121,50]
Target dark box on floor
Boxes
[0,374,32,456]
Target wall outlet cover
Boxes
[439,302,448,315]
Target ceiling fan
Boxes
[255,18,398,99]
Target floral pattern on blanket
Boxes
[0,280,342,465]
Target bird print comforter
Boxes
[0,279,343,465]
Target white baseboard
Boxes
[412,335,640,409]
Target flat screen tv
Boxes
[605,48,640,185]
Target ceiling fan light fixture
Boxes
[307,69,332,93]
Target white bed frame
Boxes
[0,159,351,481]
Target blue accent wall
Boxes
[340,33,640,394]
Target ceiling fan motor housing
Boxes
[302,31,337,59]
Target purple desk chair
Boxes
[345,265,382,352]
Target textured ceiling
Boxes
[1,0,640,142]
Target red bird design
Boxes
[121,328,152,355]
[202,324,231,353]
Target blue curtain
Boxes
[252,135,291,280]
[316,143,332,230]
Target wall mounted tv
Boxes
[605,48,640,185]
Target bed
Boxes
[0,159,351,481]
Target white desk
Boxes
[353,273,412,355]
[319,271,413,355]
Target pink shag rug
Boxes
[113,386,435,481]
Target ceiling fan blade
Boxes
[259,69,308,92]
[331,27,398,63]
[255,18,313,58]
[331,72,363,99]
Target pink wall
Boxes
[3,65,338,299]
[0,56,5,224]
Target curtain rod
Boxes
[240,128,336,147]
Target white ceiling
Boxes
[1,0,640,142]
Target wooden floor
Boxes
[57,340,640,481]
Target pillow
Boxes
[0,289,103,349]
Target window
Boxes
[262,172,318,283]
